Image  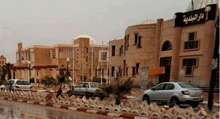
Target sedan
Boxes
[3,79,32,91]
[74,82,104,99]
[142,82,203,108]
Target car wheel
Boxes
[170,97,179,107]
[85,92,90,99]
[143,95,150,104]
[190,102,199,108]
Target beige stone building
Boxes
[11,35,108,84]
[0,55,6,68]
[109,4,219,86]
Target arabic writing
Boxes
[183,13,205,24]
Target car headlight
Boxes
[181,90,190,95]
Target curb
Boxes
[1,97,218,119]
[201,101,220,107]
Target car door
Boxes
[81,83,89,95]
[160,83,175,103]
[150,84,165,102]
[74,83,83,95]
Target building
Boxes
[0,55,6,68]
[11,35,108,84]
[109,3,219,87]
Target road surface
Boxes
[0,100,118,119]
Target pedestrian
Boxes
[56,86,64,98]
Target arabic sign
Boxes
[174,4,216,27]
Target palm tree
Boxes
[100,78,134,105]
[0,63,13,81]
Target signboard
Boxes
[140,67,149,90]
[174,4,216,27]
[149,67,165,75]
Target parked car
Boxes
[0,79,32,91]
[74,82,104,99]
[142,82,203,108]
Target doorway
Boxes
[159,57,171,83]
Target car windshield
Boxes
[178,83,197,88]
[16,81,30,85]
[90,83,100,88]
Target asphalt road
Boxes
[0,100,118,119]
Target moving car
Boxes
[142,82,203,108]
[74,82,104,99]
[0,79,32,91]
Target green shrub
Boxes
[41,76,56,87]
[100,78,134,105]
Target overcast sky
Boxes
[0,0,192,63]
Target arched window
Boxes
[162,41,172,51]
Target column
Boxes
[170,27,182,81]
[200,20,215,86]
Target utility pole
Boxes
[91,40,93,82]
[72,41,75,85]
[101,41,103,84]
[107,42,109,86]
[82,41,84,82]
[208,16,219,111]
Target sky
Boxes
[0,0,192,63]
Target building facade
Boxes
[11,35,108,84]
[109,4,219,86]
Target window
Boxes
[136,63,139,73]
[132,67,136,76]
[77,83,83,88]
[119,66,122,77]
[16,80,30,85]
[125,35,129,50]
[164,84,175,90]
[178,83,197,88]
[135,33,138,44]
[101,51,107,60]
[112,45,115,56]
[137,37,142,48]
[119,45,123,56]
[189,33,195,41]
[52,49,56,59]
[126,67,128,76]
[90,83,100,88]
[162,41,172,51]
[182,58,197,75]
[154,84,165,90]
[184,32,199,50]
[112,66,115,77]
[83,83,89,88]
[86,56,88,62]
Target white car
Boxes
[74,82,104,99]
[2,79,32,91]
[142,82,203,108]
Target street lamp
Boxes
[66,57,70,88]
[28,61,31,84]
